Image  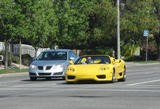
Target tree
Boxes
[16,0,58,57]
[0,0,58,69]
[120,0,160,59]
[0,0,18,69]
[87,0,117,49]
[152,0,160,59]
[53,0,92,49]
[120,0,157,58]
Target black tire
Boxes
[30,77,37,81]
[62,76,65,80]
[111,69,116,83]
[119,67,126,82]
[66,81,74,84]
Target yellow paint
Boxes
[66,56,126,82]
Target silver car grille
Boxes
[38,73,51,76]
[46,66,52,70]
[38,66,43,70]
[38,66,52,70]
[53,72,63,75]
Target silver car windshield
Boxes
[36,51,67,60]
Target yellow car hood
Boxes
[69,64,112,73]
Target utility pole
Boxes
[19,38,22,70]
[117,0,121,59]
[143,30,149,62]
[146,36,148,62]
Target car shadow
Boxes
[61,80,114,85]
[21,78,65,82]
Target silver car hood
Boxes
[31,60,68,66]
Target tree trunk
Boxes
[157,43,160,60]
[34,47,38,58]
[19,38,22,69]
[155,34,160,60]
[9,43,12,65]
[5,41,8,69]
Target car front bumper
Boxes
[29,72,65,78]
[29,67,66,78]
[65,73,113,82]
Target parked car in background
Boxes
[29,49,78,81]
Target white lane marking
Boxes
[127,79,160,86]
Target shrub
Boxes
[12,56,20,64]
[124,56,143,61]
[125,49,158,61]
[0,50,12,66]
[22,54,33,66]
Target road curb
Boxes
[0,72,28,77]
[126,62,160,66]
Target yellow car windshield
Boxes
[75,56,111,64]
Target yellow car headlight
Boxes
[100,67,110,71]
[67,68,75,72]
[100,67,106,71]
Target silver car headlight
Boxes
[30,64,36,69]
[54,64,64,70]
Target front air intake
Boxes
[68,76,75,79]
[97,75,106,79]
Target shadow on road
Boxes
[21,78,64,82]
[60,80,114,85]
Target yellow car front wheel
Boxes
[119,67,126,82]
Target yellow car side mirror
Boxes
[69,60,74,65]
[110,57,115,64]
[115,59,121,63]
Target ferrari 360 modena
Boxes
[65,55,126,83]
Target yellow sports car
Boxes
[65,55,126,83]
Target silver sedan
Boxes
[29,49,78,81]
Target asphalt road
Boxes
[0,63,160,109]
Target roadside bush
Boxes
[124,56,143,61]
[0,50,12,66]
[12,56,19,64]
[141,50,157,60]
[125,49,158,61]
[22,54,32,66]
[0,50,33,66]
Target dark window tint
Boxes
[75,56,110,64]
[37,51,67,60]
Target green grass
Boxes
[0,68,28,74]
